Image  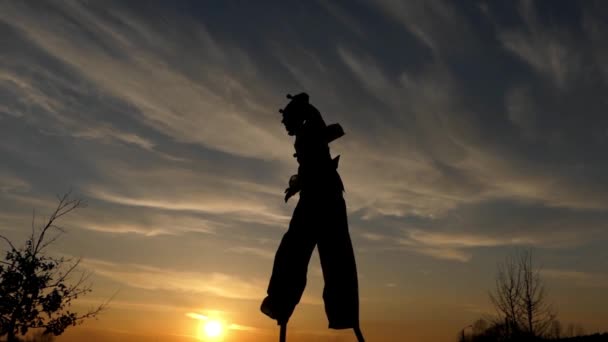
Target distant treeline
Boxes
[555,333,608,342]
[459,250,607,342]
[461,332,608,342]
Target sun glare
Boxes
[197,319,224,340]
[205,320,223,337]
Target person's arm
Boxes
[284,174,300,202]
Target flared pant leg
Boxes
[317,196,360,329]
[264,200,317,324]
[263,194,360,329]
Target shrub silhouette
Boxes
[0,193,106,342]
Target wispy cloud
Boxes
[359,216,593,263]
[0,59,166,155]
[226,246,275,260]
[0,171,30,193]
[543,269,608,288]
[2,1,608,332]
[403,229,537,248]
[82,258,321,305]
[73,212,217,237]
[497,0,580,89]
[399,241,472,263]
[82,258,266,300]
[397,229,540,262]
[81,161,291,229]
[369,0,476,54]
[1,1,288,161]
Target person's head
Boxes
[279,93,318,136]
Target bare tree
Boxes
[489,253,523,336]
[0,192,107,342]
[518,250,556,337]
[488,249,556,339]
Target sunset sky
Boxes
[1,1,608,341]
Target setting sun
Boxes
[196,319,225,340]
[204,320,223,338]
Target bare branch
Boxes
[31,208,36,243]
[0,234,17,251]
[38,231,64,252]
[34,192,84,255]
[45,258,82,288]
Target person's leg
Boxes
[317,195,361,330]
[263,199,317,324]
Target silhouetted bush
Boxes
[0,193,105,342]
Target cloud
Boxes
[2,0,608,304]
[355,196,607,262]
[360,232,386,242]
[226,246,275,260]
[0,1,289,161]
[403,229,537,248]
[505,86,538,140]
[417,247,471,262]
[0,51,164,151]
[499,32,577,89]
[186,312,210,320]
[4,0,607,228]
[80,160,291,229]
[87,186,286,223]
[368,0,477,55]
[496,0,581,89]
[331,28,608,267]
[82,258,266,300]
[72,211,217,237]
[317,1,367,38]
[72,125,155,151]
[0,171,30,193]
[395,228,538,262]
[82,258,321,305]
[583,4,608,83]
[336,43,608,219]
[543,269,608,288]
[330,58,484,218]
[0,185,286,242]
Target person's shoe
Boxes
[260,296,276,319]
[261,296,289,325]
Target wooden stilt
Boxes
[354,325,365,342]
[279,322,287,342]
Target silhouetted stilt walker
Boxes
[261,93,364,342]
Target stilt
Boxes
[279,322,287,342]
[354,325,365,342]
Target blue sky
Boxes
[1,1,608,341]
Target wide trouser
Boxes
[262,192,360,329]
